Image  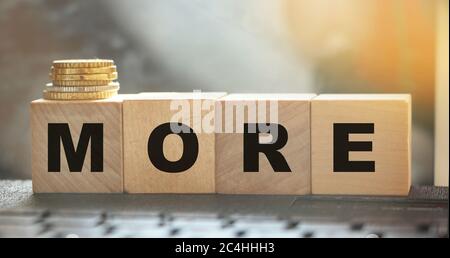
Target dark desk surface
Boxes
[0,180,448,237]
[0,180,447,215]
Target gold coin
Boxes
[45,83,120,92]
[53,59,114,68]
[51,66,117,75]
[50,72,118,81]
[43,89,118,100]
[52,80,113,86]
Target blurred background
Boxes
[0,0,447,185]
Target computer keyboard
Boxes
[0,208,447,238]
[0,181,448,238]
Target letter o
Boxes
[147,122,199,173]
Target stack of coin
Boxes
[43,59,120,100]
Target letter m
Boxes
[48,123,103,172]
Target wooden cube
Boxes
[123,92,226,193]
[311,94,411,196]
[30,97,123,193]
[215,94,315,195]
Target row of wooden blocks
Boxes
[31,93,411,195]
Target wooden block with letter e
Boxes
[215,94,315,195]
[30,97,123,193]
[123,92,226,193]
[311,94,411,196]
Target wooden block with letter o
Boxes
[30,97,123,193]
[123,92,226,193]
[215,94,315,195]
[311,94,411,196]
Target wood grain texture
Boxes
[215,94,315,195]
[311,94,411,196]
[30,97,123,193]
[123,92,226,193]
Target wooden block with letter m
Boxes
[30,97,123,193]
[311,94,411,196]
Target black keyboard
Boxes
[0,209,447,238]
[0,181,448,238]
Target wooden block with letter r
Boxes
[123,92,226,193]
[30,97,123,193]
[311,94,411,196]
[215,94,315,195]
